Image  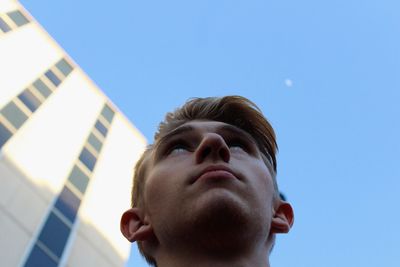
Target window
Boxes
[24,244,58,267]
[54,186,81,223]
[101,105,115,123]
[38,211,71,258]
[18,90,41,112]
[0,122,12,148]
[95,120,108,137]
[45,70,61,87]
[55,59,73,77]
[33,78,52,98]
[1,102,28,129]
[87,133,103,152]
[0,17,11,33]
[68,165,90,194]
[7,10,29,27]
[79,147,97,171]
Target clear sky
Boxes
[20,0,400,266]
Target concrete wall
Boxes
[0,1,146,266]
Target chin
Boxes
[191,189,251,230]
[177,191,265,255]
[159,190,268,255]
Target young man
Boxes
[121,96,294,267]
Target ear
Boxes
[271,201,294,234]
[120,208,154,242]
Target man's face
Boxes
[142,120,277,245]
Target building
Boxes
[0,1,147,266]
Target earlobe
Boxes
[271,201,294,234]
[120,208,154,242]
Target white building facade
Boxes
[0,1,146,266]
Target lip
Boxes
[191,165,239,184]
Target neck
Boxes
[155,241,271,267]
[157,249,270,267]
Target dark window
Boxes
[38,211,71,258]
[56,59,73,77]
[23,244,58,267]
[79,147,97,171]
[0,17,11,33]
[54,186,81,223]
[45,70,61,87]
[18,90,41,112]
[7,10,29,27]
[95,120,108,137]
[0,122,12,149]
[68,165,90,194]
[88,133,103,152]
[33,78,52,98]
[101,105,115,123]
[1,101,28,129]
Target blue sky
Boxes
[21,0,400,266]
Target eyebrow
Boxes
[154,124,195,151]
[217,124,257,145]
[155,123,257,151]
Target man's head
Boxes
[121,96,294,267]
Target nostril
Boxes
[195,133,231,163]
[201,147,212,160]
[219,147,230,162]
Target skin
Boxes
[121,120,294,267]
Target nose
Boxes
[195,133,230,163]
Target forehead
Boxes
[178,120,237,133]
[157,120,253,141]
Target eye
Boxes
[170,146,188,154]
[166,142,191,156]
[228,140,248,152]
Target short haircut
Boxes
[131,96,279,265]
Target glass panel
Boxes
[0,122,12,149]
[45,70,61,87]
[24,244,58,267]
[0,17,11,33]
[95,120,108,137]
[38,211,71,258]
[18,90,42,112]
[33,78,52,98]
[56,59,73,77]
[79,147,97,171]
[101,105,115,123]
[54,186,81,223]
[68,165,90,194]
[88,133,102,152]
[7,10,29,27]
[1,101,28,129]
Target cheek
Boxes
[144,173,165,212]
[246,161,275,205]
[143,168,180,216]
